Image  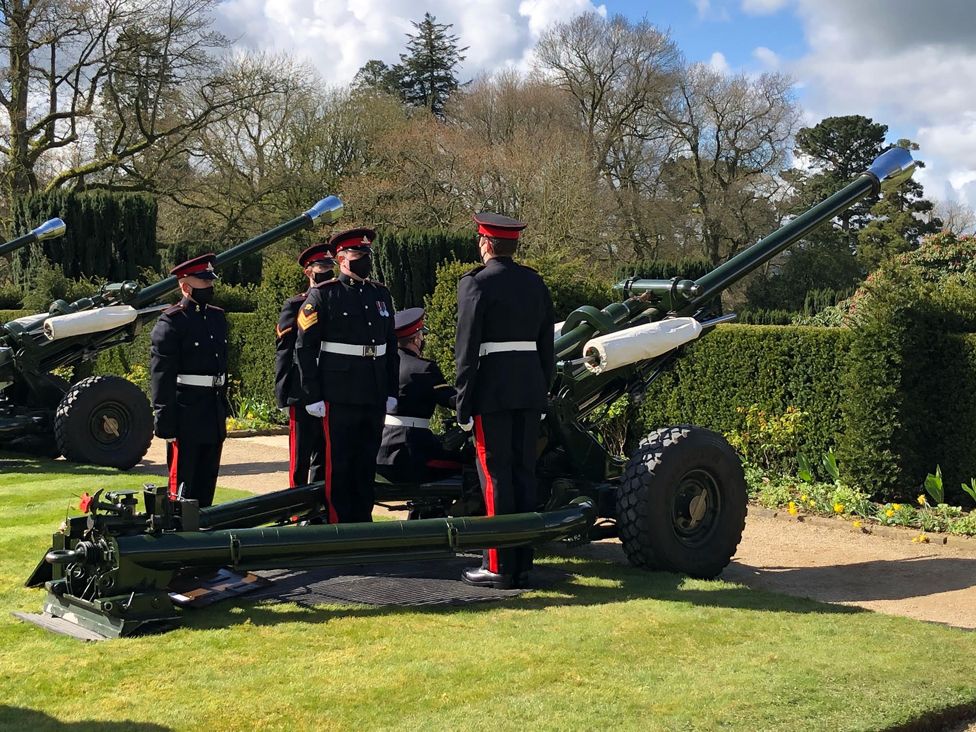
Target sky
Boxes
[214,0,976,211]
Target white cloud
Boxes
[788,0,976,209]
[741,0,788,14]
[215,0,606,85]
[752,45,779,69]
[708,51,731,74]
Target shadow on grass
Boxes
[0,453,123,478]
[0,706,170,731]
[183,554,864,634]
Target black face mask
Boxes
[191,286,214,306]
[312,270,332,284]
[348,255,372,279]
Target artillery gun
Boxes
[0,197,344,468]
[23,149,916,638]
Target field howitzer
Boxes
[0,197,343,469]
[22,149,916,639]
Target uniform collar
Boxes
[181,296,201,312]
[486,256,515,268]
[339,272,368,287]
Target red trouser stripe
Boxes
[288,406,298,488]
[474,415,498,573]
[322,403,338,524]
[168,440,180,499]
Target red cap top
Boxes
[394,307,425,338]
[329,227,376,253]
[473,212,526,240]
[170,253,217,280]
[298,242,336,267]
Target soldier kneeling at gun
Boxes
[376,307,464,483]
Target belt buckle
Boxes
[364,344,376,358]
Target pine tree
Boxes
[398,12,467,117]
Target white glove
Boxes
[305,401,326,418]
[165,437,176,444]
[386,396,398,413]
[459,417,474,432]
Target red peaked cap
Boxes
[394,307,425,338]
[171,253,217,280]
[329,227,376,253]
[298,241,336,267]
[473,212,526,240]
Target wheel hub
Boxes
[671,468,721,547]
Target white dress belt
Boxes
[176,374,226,387]
[321,342,387,357]
[384,415,431,429]
[478,341,536,357]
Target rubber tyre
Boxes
[617,425,747,579]
[55,376,154,470]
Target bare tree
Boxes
[933,197,976,236]
[0,0,277,205]
[654,65,799,263]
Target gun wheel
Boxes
[55,376,154,470]
[617,425,747,579]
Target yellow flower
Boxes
[912,533,929,544]
[852,520,863,529]
[893,503,901,510]
[833,503,844,514]
[885,509,895,518]
[800,494,809,502]
[917,495,927,506]
[787,501,798,516]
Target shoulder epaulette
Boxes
[206,304,224,312]
[313,278,340,289]
[367,279,388,289]
[289,293,308,304]
[162,302,186,316]
[520,264,539,273]
[461,265,486,278]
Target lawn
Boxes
[2,454,976,731]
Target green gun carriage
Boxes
[24,148,916,638]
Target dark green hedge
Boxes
[372,228,472,310]
[641,325,852,464]
[12,190,158,282]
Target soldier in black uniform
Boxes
[150,253,228,508]
[455,213,555,589]
[376,307,462,483]
[295,228,398,523]
[275,242,335,488]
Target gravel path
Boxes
[135,435,976,630]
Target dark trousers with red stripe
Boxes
[323,402,385,523]
[167,439,223,508]
[288,405,325,488]
[473,410,541,576]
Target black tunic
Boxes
[294,274,398,407]
[149,298,228,443]
[454,257,555,423]
[274,292,308,408]
[377,348,457,469]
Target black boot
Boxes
[461,567,515,590]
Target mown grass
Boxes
[2,453,976,731]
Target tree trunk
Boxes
[6,0,38,198]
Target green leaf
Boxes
[924,465,945,505]
[797,453,814,484]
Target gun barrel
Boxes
[614,147,917,314]
[130,196,343,309]
[0,217,66,257]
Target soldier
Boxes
[295,228,398,523]
[455,213,555,589]
[150,253,228,508]
[275,241,335,488]
[376,307,462,483]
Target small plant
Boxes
[725,404,808,473]
[960,478,976,506]
[797,453,815,484]
[821,449,840,484]
[924,465,945,505]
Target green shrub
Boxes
[737,308,795,325]
[12,190,158,282]
[640,325,850,465]
[216,283,260,313]
[0,283,22,308]
[373,228,472,310]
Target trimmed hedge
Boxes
[641,325,852,464]
[372,228,472,310]
[12,190,158,282]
